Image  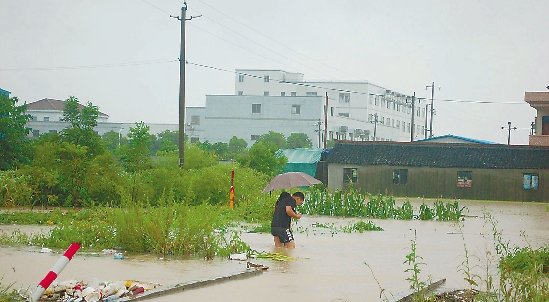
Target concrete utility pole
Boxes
[171,2,201,168]
[314,119,323,148]
[324,92,328,148]
[424,103,429,139]
[370,113,381,141]
[410,93,416,142]
[425,82,439,138]
[501,121,517,145]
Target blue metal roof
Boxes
[0,87,11,96]
[416,134,497,145]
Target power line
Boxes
[187,23,294,68]
[189,13,331,78]
[190,0,356,79]
[138,0,172,16]
[0,59,178,71]
[186,60,529,105]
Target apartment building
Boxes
[187,69,425,146]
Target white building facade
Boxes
[26,98,178,138]
[187,94,323,146]
[187,69,426,146]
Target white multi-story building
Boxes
[186,94,322,145]
[26,98,178,138]
[188,69,426,146]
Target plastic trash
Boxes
[101,282,126,298]
[229,253,247,261]
[130,287,144,296]
[40,247,53,253]
[101,249,117,255]
[81,287,101,302]
[113,252,124,260]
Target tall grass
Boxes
[300,187,464,221]
[0,201,249,259]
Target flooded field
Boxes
[1,199,547,301]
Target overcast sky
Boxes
[1,0,548,144]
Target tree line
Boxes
[0,95,314,207]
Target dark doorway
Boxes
[543,116,549,135]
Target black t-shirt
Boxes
[271,196,296,229]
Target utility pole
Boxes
[323,92,328,148]
[369,113,381,141]
[530,121,536,135]
[424,103,429,139]
[171,2,200,168]
[314,119,323,148]
[410,93,416,142]
[425,82,439,138]
[501,121,517,145]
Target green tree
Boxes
[211,142,229,160]
[184,144,218,169]
[60,96,103,156]
[286,133,313,148]
[154,130,178,154]
[121,122,153,172]
[0,95,31,170]
[101,130,127,154]
[257,131,287,150]
[237,141,287,176]
[228,136,247,159]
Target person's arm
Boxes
[286,206,302,219]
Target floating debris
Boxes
[33,279,159,301]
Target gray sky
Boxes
[1,0,548,144]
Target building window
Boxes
[393,169,408,184]
[343,168,357,184]
[306,92,318,96]
[339,92,350,103]
[251,134,260,141]
[291,92,297,96]
[291,104,301,115]
[43,117,50,122]
[339,112,349,118]
[457,171,473,188]
[238,74,245,82]
[32,130,40,137]
[281,92,286,96]
[264,91,270,96]
[238,91,243,96]
[523,173,539,190]
[190,115,200,125]
[374,96,378,106]
[252,103,262,114]
[264,75,270,82]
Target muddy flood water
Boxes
[1,199,548,301]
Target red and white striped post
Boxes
[30,242,81,302]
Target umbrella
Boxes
[263,172,322,193]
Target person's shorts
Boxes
[271,227,294,243]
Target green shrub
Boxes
[0,171,33,207]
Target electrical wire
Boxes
[190,0,356,79]
[186,60,528,105]
[0,59,178,71]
